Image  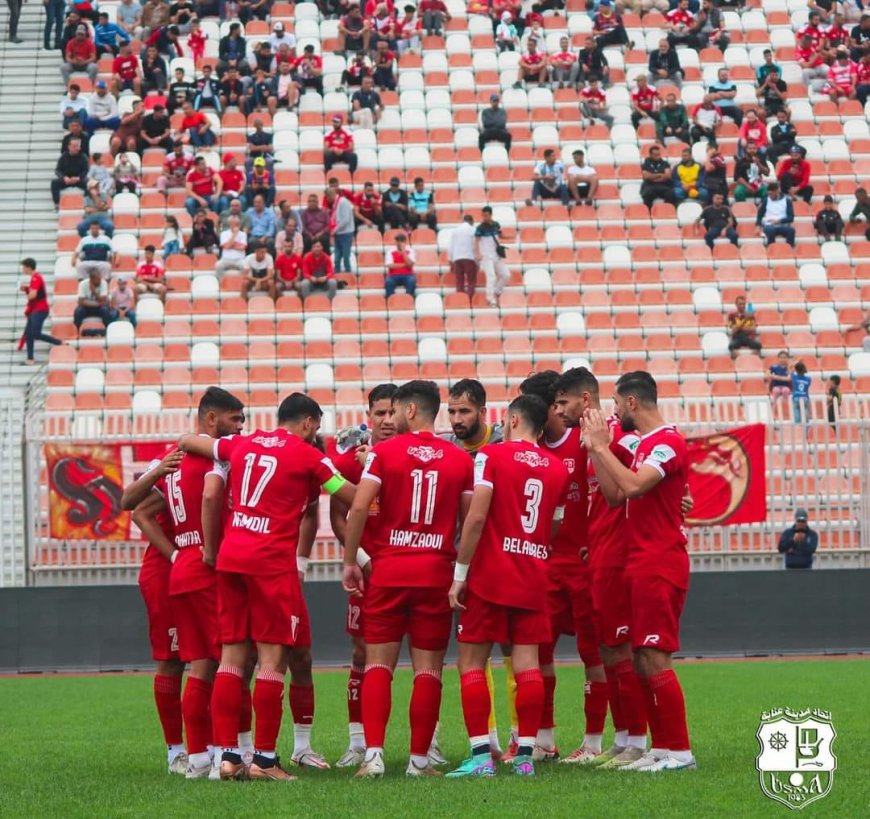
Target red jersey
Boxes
[181,110,208,132]
[858,61,870,85]
[540,428,588,562]
[333,445,365,484]
[796,23,822,47]
[549,51,576,66]
[824,25,849,48]
[138,448,177,582]
[137,261,164,281]
[214,429,344,575]
[158,449,227,595]
[795,45,822,66]
[375,49,395,68]
[26,272,49,314]
[522,51,544,66]
[625,425,689,589]
[186,167,214,196]
[632,85,658,112]
[164,154,193,182]
[581,87,606,104]
[66,38,96,63]
[360,431,473,589]
[218,168,245,195]
[324,128,354,152]
[666,8,693,27]
[301,250,334,279]
[113,54,139,81]
[586,416,640,570]
[468,441,570,611]
[355,191,381,215]
[276,253,303,283]
[827,60,857,90]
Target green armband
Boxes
[322,474,347,495]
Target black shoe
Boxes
[9,36,23,44]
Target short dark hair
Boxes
[507,394,549,436]
[144,244,155,253]
[278,392,323,423]
[368,382,398,408]
[519,370,561,406]
[448,378,486,407]
[481,206,493,214]
[393,380,440,420]
[21,257,36,271]
[198,386,244,419]
[830,374,841,385]
[615,370,658,406]
[555,366,599,397]
[794,361,807,375]
[413,176,423,184]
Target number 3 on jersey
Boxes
[521,478,543,533]
[239,453,277,508]
[410,468,438,525]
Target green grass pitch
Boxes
[0,659,866,818]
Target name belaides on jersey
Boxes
[502,537,549,560]
[388,529,445,549]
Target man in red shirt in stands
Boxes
[135,244,168,299]
[61,24,98,84]
[180,100,215,148]
[354,181,384,233]
[514,37,548,88]
[299,240,337,301]
[217,153,246,212]
[158,141,193,195]
[797,33,828,90]
[776,144,814,204]
[825,46,858,100]
[324,115,358,173]
[275,241,303,295]
[112,41,142,96]
[630,74,659,130]
[185,155,222,216]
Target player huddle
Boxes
[125,368,696,782]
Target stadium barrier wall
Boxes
[1,570,869,673]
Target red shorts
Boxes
[591,566,631,648]
[138,568,179,662]
[170,585,220,663]
[546,564,600,666]
[629,573,686,654]
[345,597,364,638]
[458,589,550,646]
[217,570,311,647]
[363,583,452,651]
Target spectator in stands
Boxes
[822,13,850,58]
[496,11,520,53]
[580,77,614,128]
[83,81,121,136]
[146,24,183,60]
[180,100,215,147]
[169,0,195,33]
[246,118,274,169]
[566,149,598,206]
[756,50,782,85]
[295,44,325,96]
[695,192,738,250]
[185,156,220,218]
[275,241,303,295]
[656,93,689,144]
[726,295,761,357]
[630,74,659,130]
[324,115,358,174]
[791,362,812,430]
[138,105,173,154]
[396,4,422,55]
[217,22,249,77]
[95,10,131,56]
[848,186,870,238]
[61,25,98,84]
[707,67,743,126]
[75,269,116,332]
[666,0,698,50]
[214,153,244,212]
[371,3,399,50]
[474,206,510,307]
[44,0,66,50]
[341,51,373,90]
[825,46,859,100]
[301,194,331,253]
[733,142,772,202]
[162,215,182,257]
[140,0,169,39]
[62,119,90,156]
[592,0,629,49]
[777,145,813,204]
[514,37,548,88]
[157,141,192,195]
[448,214,477,299]
[20,258,62,365]
[112,99,145,154]
[134,245,167,299]
[690,95,721,145]
[641,144,676,208]
[797,33,828,90]
[327,187,355,274]
[756,182,796,248]
[549,37,578,88]
[269,21,295,54]
[59,10,83,53]
[60,84,88,128]
[419,0,450,35]
[526,148,570,207]
[777,509,817,569]
[219,198,249,232]
[354,181,385,233]
[576,35,610,88]
[856,52,870,103]
[826,374,842,429]
[815,195,845,241]
[116,0,142,39]
[737,109,768,157]
[381,177,409,229]
[73,222,116,280]
[351,75,383,129]
[77,179,115,236]
[238,0,270,25]
[267,60,298,114]
[851,15,870,62]
[110,276,137,327]
[51,138,89,208]
[701,143,728,199]
[621,0,667,12]
[798,10,824,44]
[246,157,275,207]
[241,241,276,300]
[215,215,249,275]
[112,42,142,96]
[384,233,417,297]
[767,109,798,162]
[275,216,303,256]
[648,39,682,88]
[673,147,707,203]
[766,349,792,418]
[479,94,512,154]
[407,177,437,231]
[167,67,195,113]
[338,5,370,56]
[373,39,397,91]
[757,68,789,119]
[246,193,277,251]
[86,153,114,198]
[691,0,728,51]
[299,241,338,301]
[194,64,222,114]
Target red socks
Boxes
[459,669,491,740]
[289,683,315,726]
[182,676,213,755]
[153,673,183,746]
[614,659,647,738]
[253,671,285,753]
[584,679,609,736]
[238,683,253,734]
[604,665,626,734]
[648,669,691,752]
[639,674,666,750]
[514,668,545,747]
[409,671,442,756]
[540,673,557,730]
[211,665,243,749]
[361,664,393,749]
[347,666,364,724]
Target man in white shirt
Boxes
[85,81,121,133]
[566,148,599,205]
[60,83,88,128]
[74,269,116,330]
[216,215,249,276]
[448,214,478,300]
[72,222,117,280]
[241,242,276,300]
[269,21,297,54]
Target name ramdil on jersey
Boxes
[233,511,272,533]
[389,529,444,549]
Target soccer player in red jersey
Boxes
[446,394,570,779]
[134,388,246,779]
[518,371,608,765]
[179,393,356,781]
[342,380,474,778]
[329,383,397,767]
[583,371,696,772]
[554,367,649,769]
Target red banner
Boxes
[684,424,767,527]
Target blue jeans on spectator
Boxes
[189,127,216,147]
[385,274,416,297]
[216,194,246,214]
[333,231,353,273]
[44,0,66,48]
[24,310,62,359]
[531,180,570,205]
[792,395,810,430]
[675,183,709,204]
[186,195,216,216]
[62,109,88,129]
[85,116,121,133]
[762,224,795,247]
[117,310,137,327]
[704,225,738,249]
[163,240,181,257]
[77,214,115,237]
[194,93,223,115]
[73,304,117,330]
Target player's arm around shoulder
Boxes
[132,490,176,561]
[121,449,183,510]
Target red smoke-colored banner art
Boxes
[45,443,173,540]
[684,424,767,527]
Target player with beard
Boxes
[519,371,608,764]
[443,379,513,759]
[582,371,696,772]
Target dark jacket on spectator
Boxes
[777,525,818,569]
[218,33,247,62]
[55,151,90,180]
[648,48,681,77]
[480,107,508,131]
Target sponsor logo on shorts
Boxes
[642,633,660,645]
[291,615,300,641]
[407,445,444,463]
[615,625,629,637]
